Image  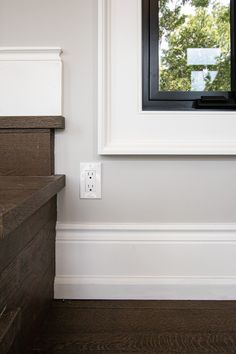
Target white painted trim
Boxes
[0,47,62,115]
[0,47,62,61]
[98,0,236,155]
[55,276,236,300]
[56,222,236,241]
[98,0,111,153]
[57,222,236,231]
[55,223,236,300]
[99,140,236,155]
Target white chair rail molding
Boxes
[0,47,62,116]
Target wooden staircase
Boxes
[0,116,65,354]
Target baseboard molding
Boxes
[55,275,236,300]
[55,223,236,300]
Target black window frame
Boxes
[142,0,236,110]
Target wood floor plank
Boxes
[52,299,236,310]
[38,307,236,334]
[0,309,20,354]
[30,300,236,354]
[31,332,236,353]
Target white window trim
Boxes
[98,0,236,155]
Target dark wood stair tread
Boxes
[0,116,65,129]
[0,175,65,239]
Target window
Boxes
[142,0,236,110]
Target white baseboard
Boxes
[55,275,236,300]
[55,223,236,300]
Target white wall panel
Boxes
[0,48,62,116]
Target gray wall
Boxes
[1,0,236,224]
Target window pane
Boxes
[159,0,231,91]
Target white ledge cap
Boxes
[0,47,62,61]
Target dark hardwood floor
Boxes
[30,300,236,353]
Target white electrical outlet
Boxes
[80,163,101,199]
[85,170,96,193]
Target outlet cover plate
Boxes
[80,162,102,199]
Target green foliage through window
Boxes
[159,0,231,91]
